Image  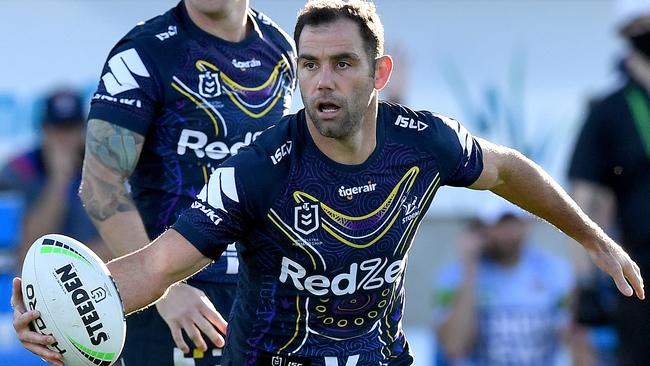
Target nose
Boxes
[316,65,334,91]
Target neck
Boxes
[627,52,650,90]
[307,96,379,165]
[184,0,250,42]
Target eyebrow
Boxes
[298,52,362,62]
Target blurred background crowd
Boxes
[1,0,649,365]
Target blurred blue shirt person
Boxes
[434,200,575,366]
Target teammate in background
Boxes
[12,1,644,365]
[0,89,110,265]
[76,0,295,365]
[434,201,575,365]
[569,2,650,365]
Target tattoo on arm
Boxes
[80,119,145,222]
[86,119,141,172]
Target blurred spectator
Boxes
[433,200,575,365]
[0,88,110,266]
[568,2,650,365]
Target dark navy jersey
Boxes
[173,102,484,365]
[88,2,296,282]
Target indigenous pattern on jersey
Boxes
[173,102,483,365]
[88,2,296,282]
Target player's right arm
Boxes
[10,228,226,366]
[79,118,150,255]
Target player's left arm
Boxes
[469,138,644,299]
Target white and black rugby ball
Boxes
[21,234,125,366]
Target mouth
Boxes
[316,101,341,118]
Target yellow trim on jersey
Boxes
[395,175,441,255]
[385,315,395,343]
[278,296,301,353]
[293,167,419,223]
[171,82,220,136]
[321,211,402,249]
[267,212,318,269]
[195,59,290,118]
[229,87,286,119]
[202,165,209,184]
[196,59,288,91]
[291,167,419,249]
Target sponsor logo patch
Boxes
[177,129,263,160]
[395,115,428,131]
[279,256,404,296]
[101,48,150,96]
[338,181,376,200]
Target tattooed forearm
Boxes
[85,119,143,174]
[80,167,135,221]
[80,119,145,222]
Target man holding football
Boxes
[12,1,644,365]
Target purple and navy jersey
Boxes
[88,2,296,282]
[173,102,484,366]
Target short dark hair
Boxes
[294,0,384,64]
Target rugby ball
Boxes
[21,234,125,366]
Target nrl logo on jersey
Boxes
[294,202,320,235]
[198,71,222,98]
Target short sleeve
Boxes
[88,41,161,136]
[568,104,609,186]
[172,164,252,261]
[432,114,484,187]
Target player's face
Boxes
[298,19,377,139]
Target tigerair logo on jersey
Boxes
[101,48,150,96]
[395,115,428,131]
[198,71,222,98]
[279,256,405,296]
[177,129,263,160]
[232,58,262,69]
[338,181,377,200]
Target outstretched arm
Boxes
[106,229,215,315]
[470,139,644,299]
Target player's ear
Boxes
[374,55,393,90]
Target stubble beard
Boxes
[307,104,360,139]
[304,84,373,140]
